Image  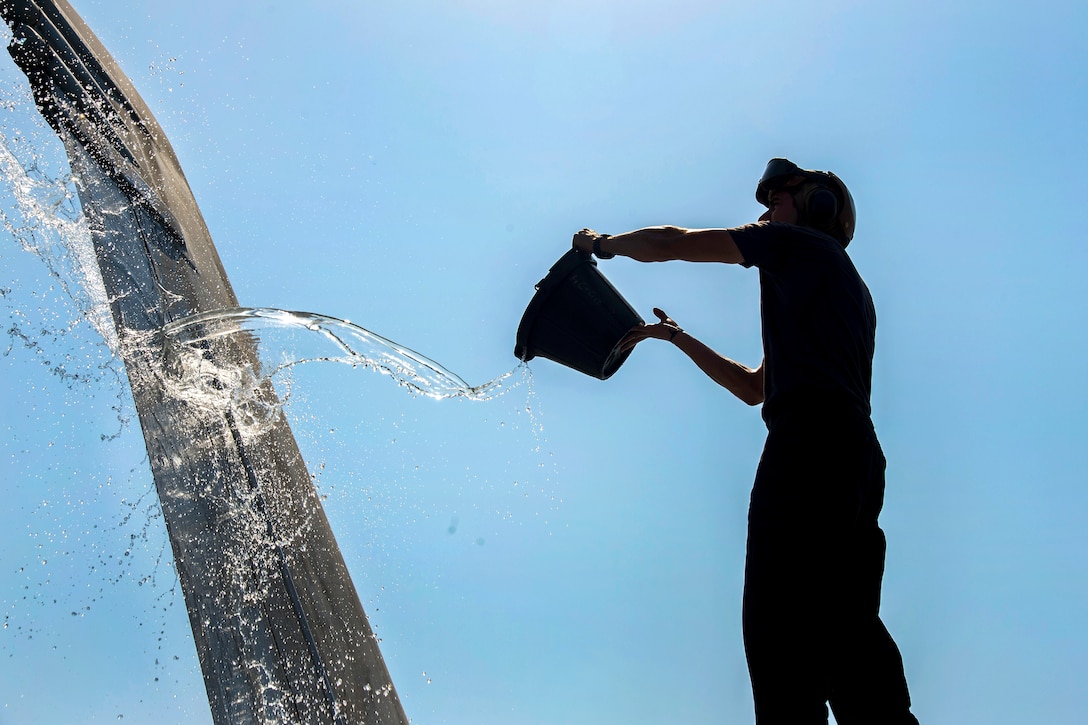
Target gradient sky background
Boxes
[1,0,1087,723]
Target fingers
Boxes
[618,310,683,355]
[617,332,645,354]
[572,228,597,253]
[617,324,652,353]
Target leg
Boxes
[743,420,919,725]
[743,516,833,725]
[743,426,839,725]
[827,446,919,725]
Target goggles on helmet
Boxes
[756,158,812,206]
[754,157,856,245]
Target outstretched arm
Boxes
[573,226,745,264]
[620,309,765,406]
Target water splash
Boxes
[0,45,549,722]
[0,84,116,352]
[161,306,519,402]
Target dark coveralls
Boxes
[730,222,918,725]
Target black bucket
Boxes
[514,249,643,380]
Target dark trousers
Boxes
[743,412,918,725]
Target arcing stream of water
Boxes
[0,53,541,722]
[162,306,519,403]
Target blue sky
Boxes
[1,0,1087,723]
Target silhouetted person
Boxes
[573,158,919,725]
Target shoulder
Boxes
[731,222,843,270]
[732,221,841,246]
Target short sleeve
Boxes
[731,222,841,272]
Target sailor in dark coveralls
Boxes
[573,158,919,725]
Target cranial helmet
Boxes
[755,158,856,246]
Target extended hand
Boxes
[572,228,606,255]
[618,308,683,353]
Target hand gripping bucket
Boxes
[514,249,643,380]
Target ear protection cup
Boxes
[806,186,839,224]
[793,182,839,226]
[756,159,856,246]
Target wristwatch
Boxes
[592,234,615,260]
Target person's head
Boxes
[755,158,856,247]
